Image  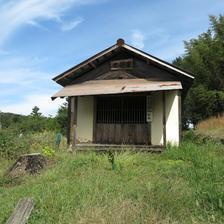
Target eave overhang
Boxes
[51,79,182,100]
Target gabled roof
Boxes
[53,39,194,86]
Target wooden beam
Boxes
[123,44,195,79]
[75,144,164,152]
[67,97,71,146]
[178,90,182,142]
[70,97,75,146]
[54,44,118,82]
[73,97,78,146]
[69,96,78,147]
[6,198,34,224]
[148,122,151,145]
[146,94,152,145]
[162,91,166,147]
[90,62,96,68]
[92,96,97,143]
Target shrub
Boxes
[42,146,55,157]
[0,130,67,159]
[0,130,30,159]
[29,131,67,152]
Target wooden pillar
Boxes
[68,96,78,147]
[178,90,182,142]
[92,96,97,143]
[67,97,71,146]
[162,91,166,147]
[146,94,152,145]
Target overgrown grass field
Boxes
[0,139,223,223]
[196,114,224,140]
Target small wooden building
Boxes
[52,39,194,149]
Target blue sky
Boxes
[0,0,224,116]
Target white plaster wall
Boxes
[76,96,94,143]
[166,90,180,145]
[75,92,180,145]
[151,92,163,145]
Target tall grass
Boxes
[195,115,224,140]
[0,140,223,223]
[196,114,224,130]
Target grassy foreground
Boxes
[0,141,223,223]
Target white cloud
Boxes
[0,0,100,45]
[0,56,62,116]
[60,17,83,31]
[130,30,145,49]
[0,94,65,116]
[26,20,49,31]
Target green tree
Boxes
[55,101,68,135]
[30,106,42,117]
[173,15,224,126]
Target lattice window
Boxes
[110,59,133,70]
[96,96,146,124]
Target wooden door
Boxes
[94,95,150,145]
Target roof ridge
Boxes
[53,39,194,86]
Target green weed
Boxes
[0,141,223,223]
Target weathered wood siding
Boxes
[70,52,178,84]
[68,96,77,146]
[94,123,149,145]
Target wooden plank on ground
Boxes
[7,198,34,224]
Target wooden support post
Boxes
[93,96,97,143]
[67,97,71,146]
[69,96,78,149]
[148,121,151,145]
[146,94,152,145]
[162,91,166,147]
[178,90,182,142]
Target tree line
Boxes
[0,103,68,135]
[173,15,224,127]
